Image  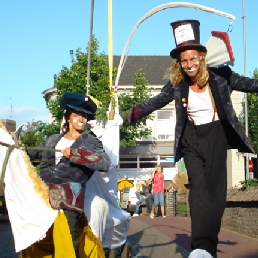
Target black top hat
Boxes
[59,92,97,118]
[170,19,207,58]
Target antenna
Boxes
[9,97,12,118]
[70,50,74,64]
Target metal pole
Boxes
[242,0,249,180]
[86,0,94,95]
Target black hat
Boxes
[59,92,97,117]
[170,19,207,58]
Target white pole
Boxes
[86,0,94,95]
[242,0,249,180]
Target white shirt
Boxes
[55,137,75,165]
[187,87,219,125]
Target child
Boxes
[150,165,165,218]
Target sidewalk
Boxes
[127,215,258,258]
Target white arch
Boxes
[114,2,236,86]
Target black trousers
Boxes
[63,209,81,258]
[181,120,227,257]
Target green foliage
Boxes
[47,35,154,147]
[119,68,154,146]
[242,68,258,152]
[239,178,258,190]
[20,121,60,147]
[48,35,111,125]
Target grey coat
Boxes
[125,66,258,162]
[28,130,111,187]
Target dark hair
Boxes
[60,107,88,132]
[60,108,73,132]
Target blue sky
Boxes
[1,0,257,127]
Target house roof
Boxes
[113,56,172,86]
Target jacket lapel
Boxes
[208,70,227,120]
[175,81,189,123]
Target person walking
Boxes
[123,19,258,258]
[133,180,146,217]
[150,165,165,219]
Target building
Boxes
[0,119,16,132]
[42,55,246,188]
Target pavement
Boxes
[1,213,258,258]
[127,214,258,258]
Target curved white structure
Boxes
[115,2,236,87]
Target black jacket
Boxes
[125,66,257,162]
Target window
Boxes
[139,156,157,168]
[119,156,137,168]
[159,156,175,168]
[156,110,174,140]
[119,155,175,169]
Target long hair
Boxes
[136,180,146,192]
[60,108,73,133]
[169,51,209,88]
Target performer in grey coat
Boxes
[29,92,111,257]
[124,19,258,258]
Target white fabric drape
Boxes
[0,127,58,252]
[85,114,131,249]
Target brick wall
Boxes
[166,186,258,239]
[221,186,258,239]
[184,185,258,239]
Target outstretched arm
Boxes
[124,81,174,125]
[209,66,258,93]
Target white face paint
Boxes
[78,122,86,127]
[72,118,86,127]
[187,67,196,73]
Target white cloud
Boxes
[0,105,49,128]
[13,105,44,114]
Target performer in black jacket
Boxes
[124,19,258,258]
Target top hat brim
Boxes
[170,44,207,59]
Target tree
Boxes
[46,35,153,147]
[245,68,258,152]
[48,35,111,125]
[119,68,153,146]
[20,121,60,147]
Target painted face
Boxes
[68,111,87,131]
[179,50,203,78]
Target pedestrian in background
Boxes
[133,180,146,217]
[150,165,165,219]
[142,179,154,215]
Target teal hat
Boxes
[59,92,97,117]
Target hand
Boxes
[69,148,101,165]
[61,148,71,158]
